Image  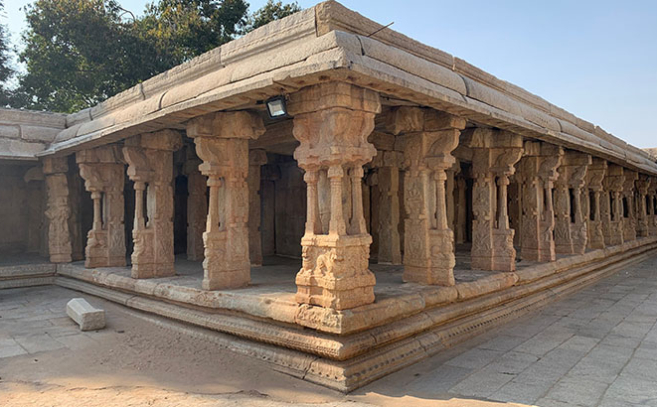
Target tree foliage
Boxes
[246,0,300,32]
[0,0,13,106]
[10,0,302,112]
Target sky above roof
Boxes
[5,0,657,148]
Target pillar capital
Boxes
[42,156,68,175]
[290,82,380,170]
[186,111,265,140]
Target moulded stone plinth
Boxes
[296,234,375,310]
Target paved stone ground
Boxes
[361,254,657,406]
[2,255,657,406]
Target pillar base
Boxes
[202,231,251,290]
[472,229,516,272]
[50,254,73,263]
[296,234,375,311]
[403,229,455,286]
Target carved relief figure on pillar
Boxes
[288,81,380,310]
[77,145,126,268]
[187,111,265,290]
[386,106,466,285]
[463,128,523,272]
[123,130,182,279]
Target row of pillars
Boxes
[41,81,657,311]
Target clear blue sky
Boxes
[5,0,657,148]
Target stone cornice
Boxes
[0,0,650,177]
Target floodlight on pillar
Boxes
[265,96,289,119]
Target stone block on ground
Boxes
[66,298,106,331]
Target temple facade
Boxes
[2,1,657,392]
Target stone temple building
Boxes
[2,1,657,392]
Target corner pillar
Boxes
[187,111,265,290]
[123,130,182,279]
[76,145,126,268]
[289,82,380,309]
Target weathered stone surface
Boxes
[66,298,106,331]
[290,82,379,310]
[123,130,182,278]
[187,111,265,290]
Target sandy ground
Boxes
[0,286,517,407]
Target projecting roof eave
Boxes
[31,0,657,175]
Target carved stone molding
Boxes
[290,82,380,310]
[463,128,523,272]
[388,106,465,285]
[76,145,126,268]
[43,156,73,263]
[187,111,265,290]
[123,130,182,279]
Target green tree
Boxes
[0,0,13,106]
[245,0,301,32]
[139,0,249,70]
[13,0,301,112]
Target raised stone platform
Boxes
[3,238,655,391]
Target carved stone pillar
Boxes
[554,152,591,255]
[248,149,268,266]
[455,176,467,244]
[123,130,182,279]
[183,150,207,261]
[371,150,403,265]
[518,142,562,262]
[586,158,607,249]
[465,129,523,272]
[187,111,265,290]
[603,165,625,246]
[623,170,638,241]
[650,182,657,237]
[288,82,379,309]
[387,107,465,285]
[43,157,73,263]
[76,145,126,268]
[635,175,650,238]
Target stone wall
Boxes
[0,164,45,255]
